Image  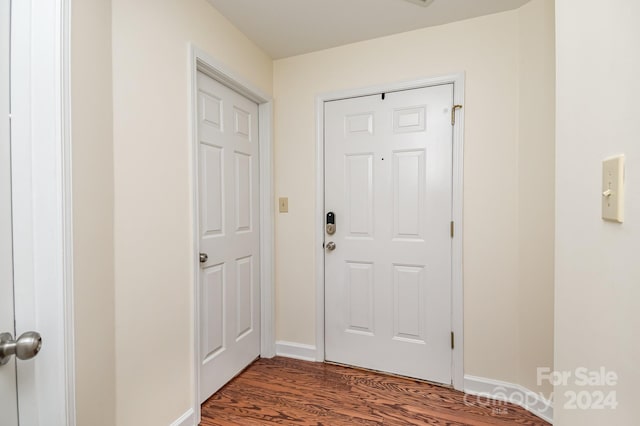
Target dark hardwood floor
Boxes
[201,357,550,426]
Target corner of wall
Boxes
[70,0,116,425]
[516,0,556,399]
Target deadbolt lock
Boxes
[326,211,336,235]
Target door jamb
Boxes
[315,73,465,390]
[189,45,275,423]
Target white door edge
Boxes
[189,44,275,424]
[315,73,465,391]
[11,0,76,424]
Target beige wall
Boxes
[111,0,272,424]
[555,0,639,423]
[517,0,555,396]
[274,3,555,386]
[71,0,116,425]
[72,0,556,423]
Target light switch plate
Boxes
[279,197,288,213]
[602,155,624,223]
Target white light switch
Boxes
[602,155,624,223]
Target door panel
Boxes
[325,85,453,384]
[203,264,224,360]
[345,262,374,334]
[201,145,224,235]
[198,71,260,402]
[345,154,374,237]
[393,150,425,239]
[0,0,18,423]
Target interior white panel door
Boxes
[325,85,454,384]
[0,0,18,423]
[0,0,18,422]
[197,71,260,402]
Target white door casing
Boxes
[0,0,18,422]
[197,71,261,402]
[324,84,455,385]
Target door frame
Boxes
[10,0,76,423]
[189,45,275,423]
[315,73,465,390]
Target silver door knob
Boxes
[0,331,42,366]
[199,253,208,263]
[326,241,336,251]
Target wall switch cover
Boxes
[279,197,288,213]
[602,155,624,223]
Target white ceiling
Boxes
[207,0,531,59]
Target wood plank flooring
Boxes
[201,357,550,426]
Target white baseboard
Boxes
[170,408,195,426]
[464,375,553,424]
[275,340,317,362]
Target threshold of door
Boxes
[323,360,454,389]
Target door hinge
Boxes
[450,221,454,238]
[451,332,455,349]
[451,104,463,126]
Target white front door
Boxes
[0,1,18,422]
[197,71,261,401]
[324,85,454,384]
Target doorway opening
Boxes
[190,46,275,424]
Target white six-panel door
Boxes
[0,0,18,422]
[324,85,454,384]
[197,71,260,402]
